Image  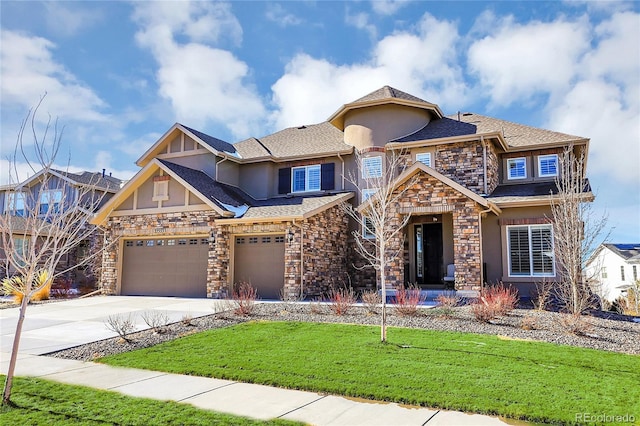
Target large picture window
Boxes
[292,165,321,193]
[507,224,554,277]
[39,189,63,215]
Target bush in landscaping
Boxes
[327,287,356,315]
[141,310,170,333]
[50,277,74,299]
[434,291,461,317]
[557,313,593,336]
[393,284,426,317]
[232,281,258,316]
[361,289,381,314]
[104,314,136,342]
[472,283,518,322]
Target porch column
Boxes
[384,211,405,290]
[208,224,229,298]
[452,203,482,291]
[283,223,302,299]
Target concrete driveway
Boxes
[1,295,225,355]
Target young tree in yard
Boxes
[550,146,609,315]
[1,100,111,405]
[341,150,417,342]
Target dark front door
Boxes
[415,223,443,284]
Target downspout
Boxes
[215,156,227,182]
[337,153,345,190]
[481,136,488,195]
[291,220,304,299]
[478,207,493,290]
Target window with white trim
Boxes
[5,192,25,216]
[538,154,558,177]
[507,224,555,276]
[415,152,432,167]
[39,189,63,215]
[362,156,383,178]
[362,188,377,239]
[621,266,625,281]
[152,176,169,201]
[507,158,527,180]
[291,165,321,193]
[601,267,607,279]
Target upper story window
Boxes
[152,176,170,201]
[361,188,378,239]
[39,189,63,215]
[362,156,383,179]
[4,192,25,216]
[538,154,558,178]
[507,224,554,277]
[601,266,608,279]
[292,165,321,193]
[415,152,432,167]
[507,157,527,180]
[621,266,625,281]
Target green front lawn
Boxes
[0,375,299,425]
[100,321,640,425]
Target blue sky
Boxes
[1,1,638,243]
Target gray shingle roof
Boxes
[605,244,640,263]
[234,122,351,160]
[393,113,585,148]
[487,180,592,203]
[180,124,237,155]
[63,171,123,191]
[353,85,430,104]
[159,160,251,209]
[241,193,351,219]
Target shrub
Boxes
[309,299,324,315]
[4,270,53,304]
[472,283,519,322]
[141,310,170,333]
[393,284,426,317]
[327,287,356,316]
[434,291,461,317]
[232,281,258,316]
[361,289,381,314]
[520,315,538,330]
[105,314,136,342]
[181,314,194,326]
[620,280,640,316]
[558,313,593,336]
[50,277,74,299]
[531,279,554,311]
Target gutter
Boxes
[481,136,488,195]
[215,156,227,182]
[337,152,345,190]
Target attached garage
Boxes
[233,234,285,300]
[121,237,209,297]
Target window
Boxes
[125,241,134,247]
[415,152,432,167]
[39,189,63,215]
[275,236,285,243]
[507,158,527,180]
[167,239,176,246]
[249,237,258,244]
[262,236,271,243]
[634,265,638,281]
[236,237,245,244]
[178,239,187,245]
[189,238,198,245]
[621,266,625,281]
[362,156,383,178]
[157,240,165,246]
[362,188,377,239]
[136,240,144,246]
[507,225,554,276]
[291,165,321,193]
[13,237,28,267]
[601,267,608,279]
[146,240,154,246]
[538,154,558,177]
[152,176,169,201]
[5,192,25,216]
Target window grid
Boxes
[634,265,638,281]
[5,192,26,216]
[507,158,527,180]
[262,236,271,243]
[601,267,607,278]
[39,189,63,215]
[275,236,285,243]
[415,152,432,167]
[291,165,321,193]
[621,266,625,281]
[362,156,383,178]
[538,154,558,177]
[249,237,258,244]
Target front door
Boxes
[415,223,443,284]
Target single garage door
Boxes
[121,237,208,297]
[233,235,285,300]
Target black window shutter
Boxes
[278,168,291,194]
[321,163,335,190]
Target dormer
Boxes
[327,86,444,150]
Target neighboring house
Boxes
[586,244,640,302]
[92,86,593,299]
[0,169,123,284]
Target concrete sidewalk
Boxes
[1,297,510,425]
[0,352,508,425]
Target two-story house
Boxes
[92,86,592,299]
[586,243,640,302]
[1,169,123,284]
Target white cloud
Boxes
[132,1,265,138]
[467,13,591,106]
[265,3,303,27]
[345,10,377,39]
[371,0,410,15]
[0,30,109,124]
[270,13,466,129]
[42,1,103,37]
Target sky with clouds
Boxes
[1,1,638,242]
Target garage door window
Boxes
[249,237,258,244]
[136,240,143,246]
[167,239,175,246]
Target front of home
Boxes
[586,243,640,302]
[93,86,592,299]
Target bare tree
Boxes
[1,99,113,405]
[550,146,609,315]
[340,149,417,342]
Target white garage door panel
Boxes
[122,237,208,298]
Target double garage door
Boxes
[121,234,285,299]
[121,237,209,298]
